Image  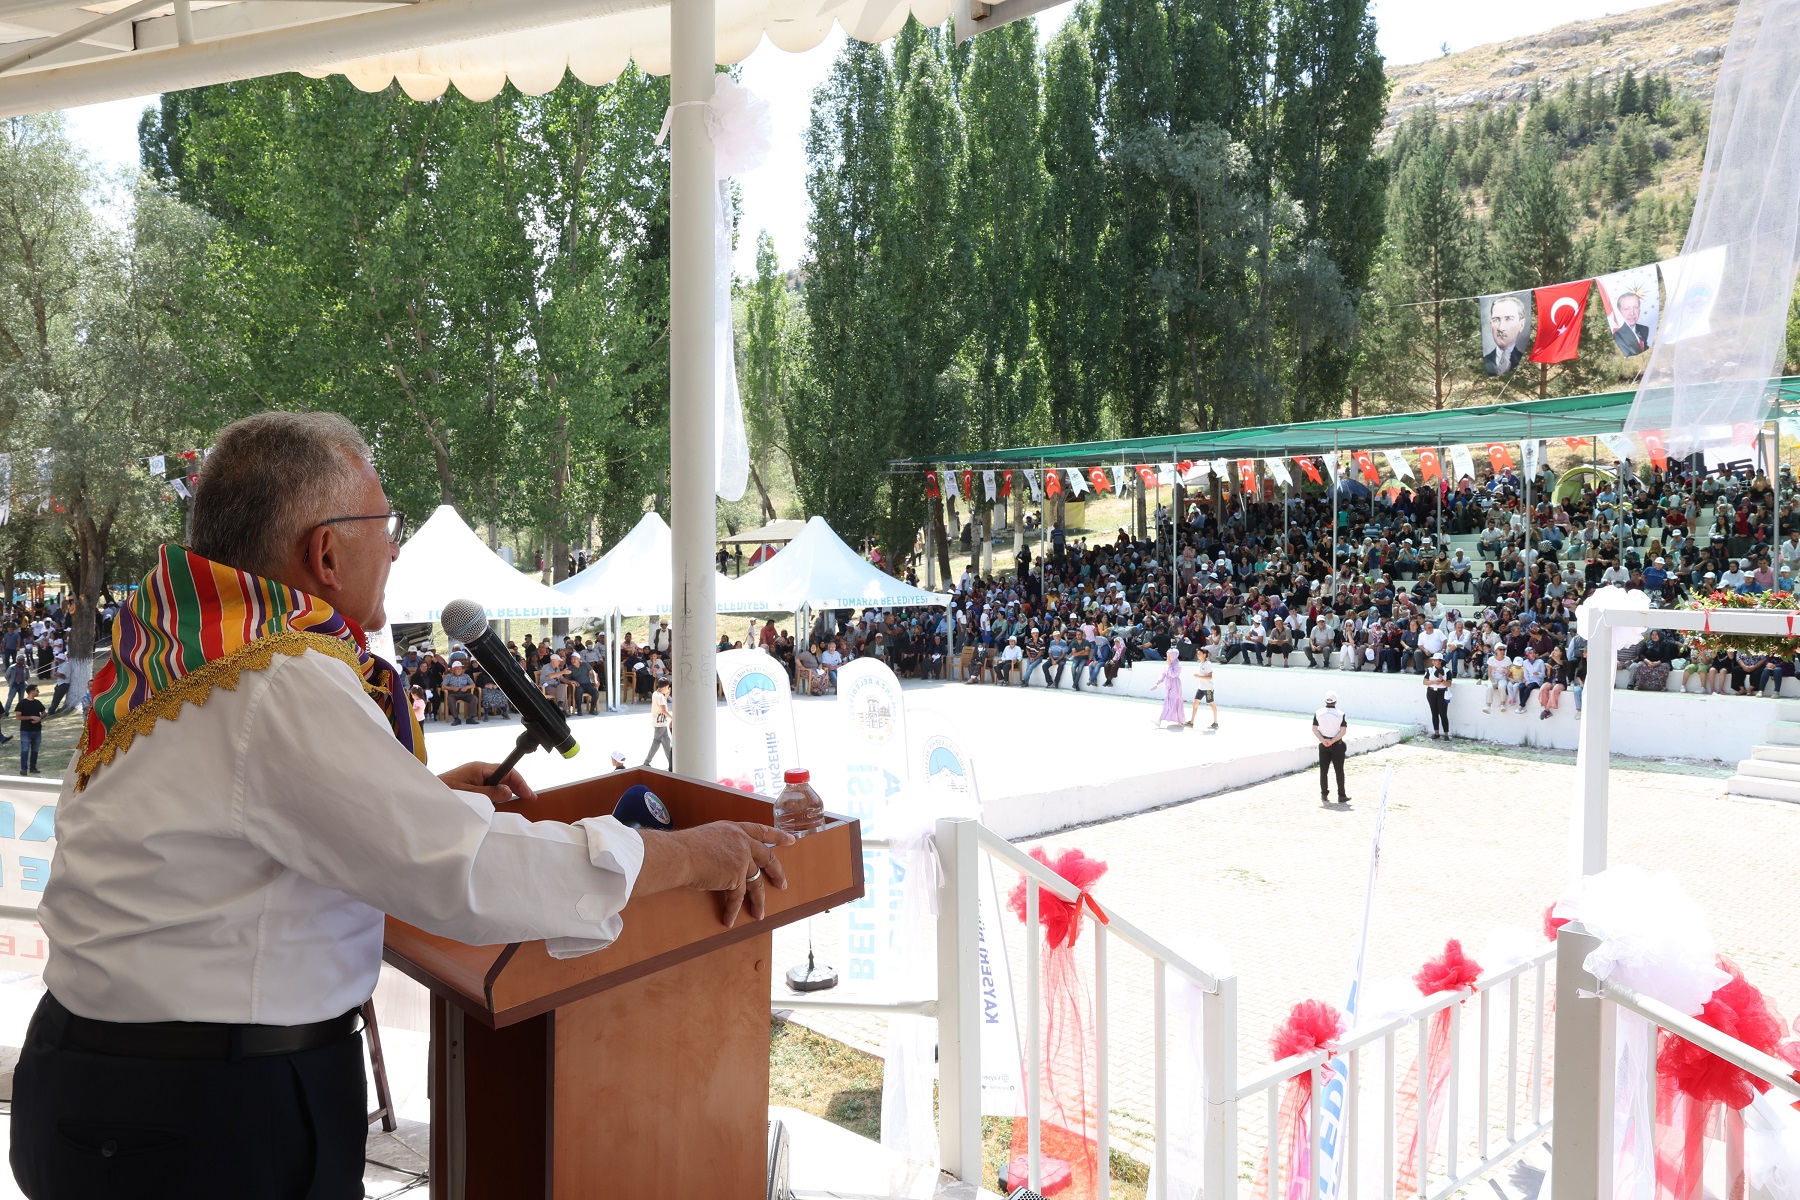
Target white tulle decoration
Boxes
[1744,1091,1800,1200]
[706,75,773,181]
[1555,864,1729,1013]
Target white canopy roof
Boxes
[727,515,948,613]
[554,510,751,617]
[0,0,1055,116]
[385,503,582,624]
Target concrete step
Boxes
[1764,722,1800,746]
[1750,742,1800,764]
[1780,700,1800,724]
[1737,757,1800,783]
[1727,773,1800,805]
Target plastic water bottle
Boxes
[773,768,824,836]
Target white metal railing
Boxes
[778,817,1556,1200]
[1551,923,1800,1200]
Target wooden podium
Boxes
[382,767,864,1198]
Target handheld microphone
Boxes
[439,599,579,786]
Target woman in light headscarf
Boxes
[1152,648,1185,727]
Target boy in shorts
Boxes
[1186,648,1219,730]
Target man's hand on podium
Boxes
[637,823,797,927]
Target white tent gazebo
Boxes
[728,514,949,621]
[385,503,582,626]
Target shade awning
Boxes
[555,510,748,617]
[719,518,807,546]
[385,504,584,624]
[728,515,948,613]
[0,0,954,116]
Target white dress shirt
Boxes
[41,647,644,1025]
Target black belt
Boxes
[44,993,361,1061]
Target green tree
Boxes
[1390,116,1473,408]
[741,230,800,521]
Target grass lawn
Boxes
[769,1016,1150,1198]
[0,701,84,780]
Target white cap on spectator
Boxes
[1324,692,1338,705]
[1655,557,1666,564]
[610,750,626,765]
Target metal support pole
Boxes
[1550,925,1611,1200]
[1039,459,1049,590]
[934,816,983,1183]
[1524,421,1534,587]
[1171,457,1180,605]
[669,0,716,779]
[1202,975,1239,1200]
[1771,410,1782,583]
[1331,437,1340,593]
[1572,609,1612,882]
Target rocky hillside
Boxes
[1383,0,1735,137]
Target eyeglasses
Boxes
[318,511,407,545]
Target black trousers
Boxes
[11,994,367,1200]
[1426,689,1450,734]
[1318,741,1347,799]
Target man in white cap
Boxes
[610,749,628,772]
[1313,691,1350,805]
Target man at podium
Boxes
[11,412,791,1200]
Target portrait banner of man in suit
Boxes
[1594,264,1661,358]
[1478,291,1533,376]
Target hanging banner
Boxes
[0,454,9,526]
[146,454,166,477]
[1295,457,1323,485]
[1658,247,1727,343]
[1478,291,1533,376]
[960,470,976,502]
[1595,264,1661,358]
[941,470,959,502]
[1044,469,1062,498]
[1135,464,1159,490]
[1157,464,1175,487]
[1521,439,1542,478]
[1087,467,1112,494]
[1111,465,1128,493]
[999,470,1013,500]
[925,472,940,499]
[1210,458,1231,484]
[1180,461,1210,485]
[1561,437,1588,451]
[982,470,997,502]
[1064,467,1088,497]
[1599,433,1636,462]
[1486,443,1515,473]
[1236,460,1257,492]
[1264,458,1292,488]
[832,659,913,994]
[1528,279,1591,364]
[715,648,800,797]
[171,477,191,500]
[1024,469,1043,501]
[1642,429,1669,469]
[1416,448,1443,484]
[35,449,51,513]
[1382,449,1413,481]
[1351,449,1379,484]
[913,720,1024,1118]
[1448,444,1476,483]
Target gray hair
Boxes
[188,411,373,575]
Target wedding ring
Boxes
[746,867,762,883]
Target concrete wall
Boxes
[1016,654,1771,763]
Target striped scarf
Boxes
[76,545,423,792]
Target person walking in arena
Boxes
[1313,692,1350,806]
[1423,652,1453,739]
[1185,647,1218,730]
[644,677,674,768]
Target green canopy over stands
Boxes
[893,377,1800,467]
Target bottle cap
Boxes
[783,768,810,784]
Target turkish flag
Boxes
[925,472,939,498]
[1529,280,1591,364]
[1642,430,1668,469]
[1417,448,1443,483]
[1488,443,1514,472]
[1135,464,1158,489]
[1296,457,1322,484]
[1562,437,1587,451]
[960,470,974,500]
[1088,467,1112,494]
[1237,460,1257,492]
[1352,449,1379,484]
[1045,469,1062,497]
[1178,461,1194,476]
[999,470,1013,499]
[1732,422,1759,447]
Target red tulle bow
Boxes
[1271,1000,1345,1095]
[1008,847,1109,949]
[1542,904,1570,943]
[1658,961,1785,1110]
[1414,939,1483,997]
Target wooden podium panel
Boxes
[386,768,862,1199]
